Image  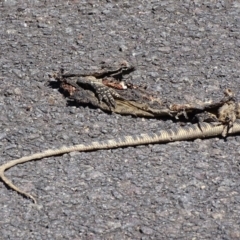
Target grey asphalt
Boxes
[0,1,240,239]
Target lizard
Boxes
[58,71,239,124]
[0,98,240,203]
[2,59,240,203]
[53,60,239,123]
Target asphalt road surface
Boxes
[0,1,240,239]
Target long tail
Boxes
[1,122,240,203]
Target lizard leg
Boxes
[193,89,238,136]
[174,109,188,120]
[195,111,219,123]
[77,76,121,109]
[217,89,238,136]
[218,100,237,137]
[194,101,237,137]
[194,111,219,132]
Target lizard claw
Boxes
[77,76,120,110]
[95,85,119,109]
[174,109,188,120]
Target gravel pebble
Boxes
[0,1,240,239]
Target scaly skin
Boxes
[1,121,240,203]
[55,61,135,109]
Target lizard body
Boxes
[1,121,240,203]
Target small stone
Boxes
[12,69,24,79]
[13,88,22,95]
[140,226,154,235]
[158,47,171,53]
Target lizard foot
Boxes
[218,100,237,137]
[77,76,121,110]
[195,100,238,137]
[194,89,238,137]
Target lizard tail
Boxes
[1,121,240,203]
